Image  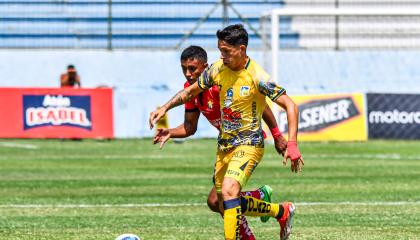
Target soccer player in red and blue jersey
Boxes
[153,46,287,240]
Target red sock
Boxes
[240,189,262,200]
[240,216,255,240]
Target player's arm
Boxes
[153,110,200,149]
[273,95,298,142]
[256,75,303,172]
[273,93,304,172]
[149,81,203,129]
[172,110,200,137]
[262,105,287,155]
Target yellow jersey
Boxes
[198,58,285,151]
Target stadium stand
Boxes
[0,0,295,49]
[257,0,420,49]
[2,1,420,49]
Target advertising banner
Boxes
[0,88,113,139]
[367,93,420,139]
[277,93,367,141]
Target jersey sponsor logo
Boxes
[279,97,359,133]
[251,101,258,128]
[234,150,245,158]
[222,107,242,131]
[23,95,92,130]
[240,86,250,96]
[227,169,240,177]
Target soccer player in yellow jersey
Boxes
[154,45,288,240]
[150,24,304,240]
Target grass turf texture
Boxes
[0,139,419,239]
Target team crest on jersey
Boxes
[224,88,233,107]
[240,86,250,96]
[227,88,233,98]
[208,100,213,109]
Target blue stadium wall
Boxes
[1,50,419,138]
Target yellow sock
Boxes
[241,196,280,218]
[223,198,242,240]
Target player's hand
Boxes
[274,135,287,156]
[149,107,166,129]
[153,128,171,149]
[283,141,304,173]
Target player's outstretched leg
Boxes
[241,196,295,240]
[241,185,273,223]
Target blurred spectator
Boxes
[60,65,81,88]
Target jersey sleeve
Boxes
[254,68,286,101]
[183,81,199,112]
[197,61,221,90]
[184,98,199,112]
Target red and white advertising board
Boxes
[0,87,113,139]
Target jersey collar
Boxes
[245,57,251,70]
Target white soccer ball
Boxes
[115,233,141,240]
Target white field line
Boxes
[0,153,418,160]
[0,203,206,208]
[0,154,204,160]
[0,142,39,150]
[1,201,420,209]
[304,153,420,160]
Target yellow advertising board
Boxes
[276,93,367,141]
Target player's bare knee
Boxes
[207,194,220,213]
[221,178,241,200]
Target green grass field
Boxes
[0,139,419,240]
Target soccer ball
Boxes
[115,233,141,240]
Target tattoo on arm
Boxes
[162,89,193,111]
[182,89,194,102]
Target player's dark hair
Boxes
[180,46,208,63]
[67,64,75,69]
[216,24,248,47]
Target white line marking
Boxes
[0,203,206,208]
[1,153,418,160]
[296,201,420,206]
[0,154,205,160]
[104,155,205,159]
[1,201,420,209]
[305,153,417,160]
[0,142,39,150]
